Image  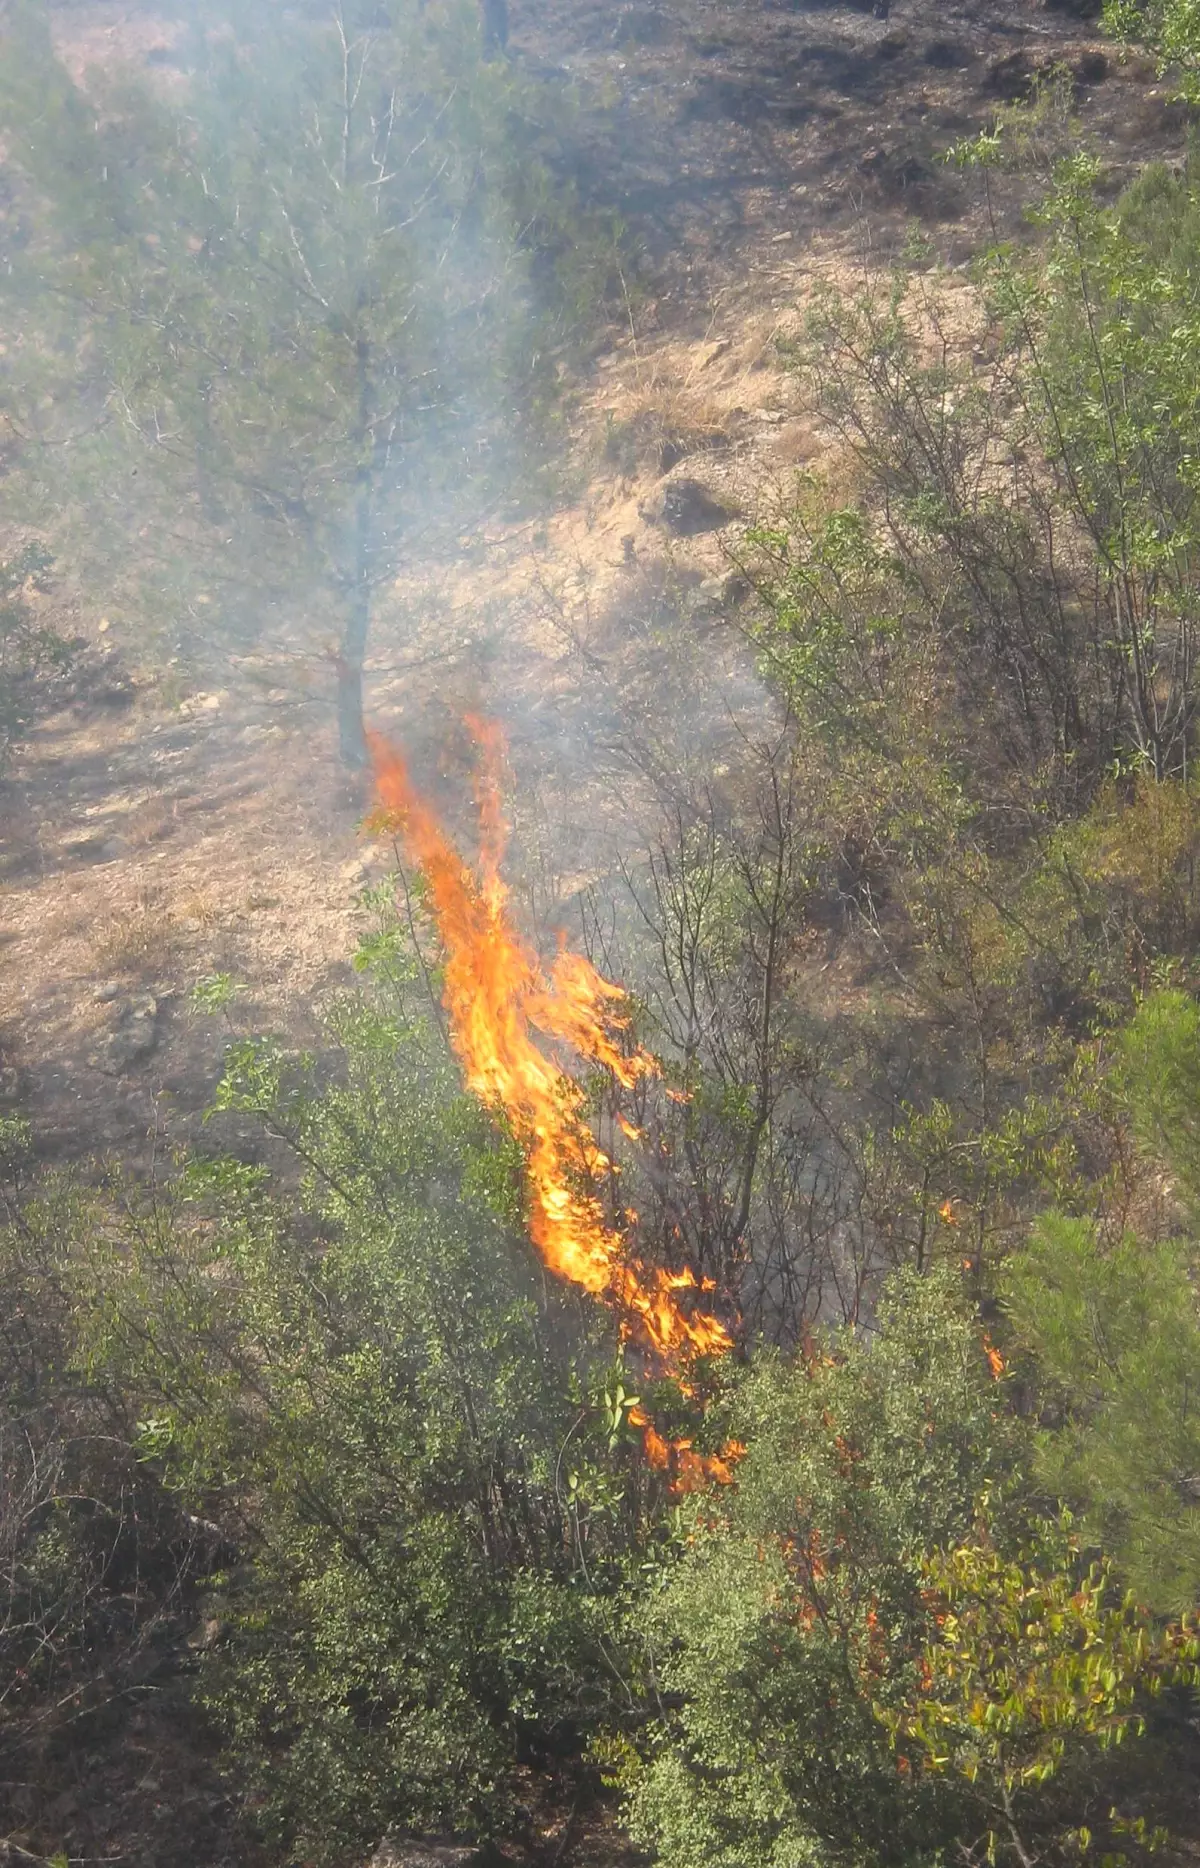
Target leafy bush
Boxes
[32,995,645,1861]
[889,1510,1200,1866]
[1004,990,1200,1615]
[625,1268,1027,1868]
[0,544,73,769]
[1105,0,1200,93]
[0,1128,199,1838]
[623,1263,1199,1868]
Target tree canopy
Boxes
[0,0,606,760]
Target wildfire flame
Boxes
[367,720,737,1485]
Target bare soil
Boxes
[4,0,1184,1171]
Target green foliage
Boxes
[626,1268,1027,1868]
[741,499,917,753]
[1004,993,1200,1615]
[889,1509,1200,1864]
[11,27,1200,1868]
[1105,0,1200,95]
[189,971,244,1016]
[1116,987,1200,1205]
[24,995,646,1860]
[722,135,1200,1313]
[0,545,73,769]
[0,1163,196,1820]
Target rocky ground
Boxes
[4,0,1182,1173]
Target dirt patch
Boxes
[0,0,1184,1167]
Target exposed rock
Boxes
[178,691,224,718]
[612,4,669,45]
[1073,49,1109,85]
[88,992,160,1073]
[369,1840,486,1868]
[657,426,728,474]
[641,476,737,536]
[923,37,970,68]
[857,143,932,200]
[93,674,136,708]
[981,50,1041,100]
[61,828,111,863]
[696,338,731,371]
[1042,0,1102,16]
[657,434,690,474]
[187,1615,224,1651]
[695,569,750,614]
[68,645,136,710]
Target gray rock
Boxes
[1073,49,1109,85]
[658,427,729,474]
[696,570,750,614]
[612,4,668,43]
[642,476,737,536]
[61,829,110,863]
[981,50,1039,100]
[88,993,159,1073]
[369,1841,485,1868]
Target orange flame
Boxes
[367,723,739,1485]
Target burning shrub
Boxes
[623,1268,1028,1868]
[622,1261,1199,1868]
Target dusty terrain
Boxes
[2,0,1184,1176]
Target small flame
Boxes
[367,724,739,1484]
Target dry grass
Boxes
[92,897,179,977]
[125,797,176,847]
[177,890,220,928]
[598,371,735,478]
[35,900,89,948]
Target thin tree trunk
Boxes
[337,323,374,770]
[337,584,370,769]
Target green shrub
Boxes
[625,1268,1026,1868]
[1003,990,1200,1615]
[40,997,643,1860]
[0,545,73,768]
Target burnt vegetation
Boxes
[5,1,1200,1867]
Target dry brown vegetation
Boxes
[2,0,1182,1174]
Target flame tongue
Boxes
[366,725,733,1382]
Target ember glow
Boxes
[367,721,738,1484]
